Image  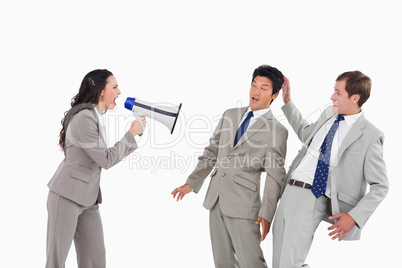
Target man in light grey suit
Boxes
[172,65,288,268]
[272,71,389,268]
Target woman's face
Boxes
[100,75,121,111]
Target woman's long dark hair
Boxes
[59,69,113,151]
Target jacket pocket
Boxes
[234,175,257,192]
[71,167,92,183]
[338,192,359,207]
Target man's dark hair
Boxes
[252,65,284,95]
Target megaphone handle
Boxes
[133,112,145,136]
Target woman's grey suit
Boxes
[46,108,137,268]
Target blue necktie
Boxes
[234,111,254,146]
[311,114,345,198]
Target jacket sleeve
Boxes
[282,101,328,143]
[67,110,138,170]
[185,112,226,193]
[348,132,389,228]
[258,126,288,223]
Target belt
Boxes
[289,179,312,189]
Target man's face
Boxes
[249,75,278,111]
[330,79,361,115]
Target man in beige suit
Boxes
[272,71,389,268]
[172,65,288,268]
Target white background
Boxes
[1,0,400,267]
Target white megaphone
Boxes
[124,97,182,134]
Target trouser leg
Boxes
[223,213,267,268]
[210,201,238,268]
[210,200,267,268]
[46,191,81,268]
[272,186,328,268]
[74,203,106,268]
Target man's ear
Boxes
[271,92,279,100]
[352,94,361,104]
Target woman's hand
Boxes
[129,116,146,136]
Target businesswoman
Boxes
[46,69,145,268]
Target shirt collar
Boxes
[339,111,363,127]
[246,106,271,117]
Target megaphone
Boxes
[124,97,182,134]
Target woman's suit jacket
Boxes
[48,108,138,206]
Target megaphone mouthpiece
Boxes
[124,97,136,111]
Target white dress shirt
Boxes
[238,107,271,128]
[291,111,362,196]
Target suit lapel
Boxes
[230,107,248,148]
[90,108,107,145]
[233,109,273,149]
[337,113,366,160]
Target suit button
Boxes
[222,173,226,177]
